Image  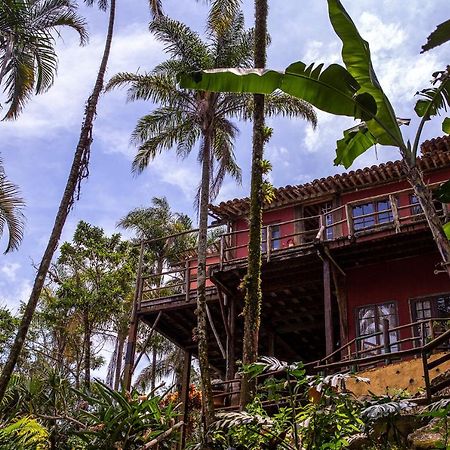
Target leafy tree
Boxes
[107,0,316,423]
[180,0,450,278]
[0,0,128,402]
[55,221,134,387]
[0,306,18,362]
[0,0,88,119]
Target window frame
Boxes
[355,301,399,354]
[352,197,394,231]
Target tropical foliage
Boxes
[0,0,88,119]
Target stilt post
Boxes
[123,241,145,391]
[179,350,192,450]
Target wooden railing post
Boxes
[389,194,401,233]
[185,260,190,303]
[345,204,354,238]
[219,235,224,270]
[266,225,271,262]
[421,321,427,347]
[383,318,391,364]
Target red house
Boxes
[130,135,450,387]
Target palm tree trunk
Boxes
[404,161,450,276]
[240,0,268,409]
[0,0,116,402]
[197,132,215,428]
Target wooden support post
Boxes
[383,318,391,364]
[123,241,145,391]
[389,194,401,233]
[226,296,236,380]
[422,350,432,402]
[330,263,348,351]
[220,235,225,270]
[179,350,192,450]
[185,259,191,303]
[323,257,334,356]
[132,311,162,373]
[345,204,354,238]
[206,303,226,359]
[266,225,271,261]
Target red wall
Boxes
[346,252,450,343]
[232,208,295,259]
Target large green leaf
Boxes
[334,125,377,168]
[179,63,378,120]
[443,117,450,134]
[443,222,450,240]
[436,179,450,203]
[414,77,450,120]
[422,19,450,53]
[327,0,404,149]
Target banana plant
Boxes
[180,0,450,271]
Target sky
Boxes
[0,0,448,316]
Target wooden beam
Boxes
[323,257,334,356]
[206,304,226,359]
[226,295,236,380]
[330,264,348,349]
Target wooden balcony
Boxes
[134,185,449,374]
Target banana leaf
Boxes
[422,19,450,53]
[327,0,403,149]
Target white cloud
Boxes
[0,263,21,281]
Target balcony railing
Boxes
[219,185,447,264]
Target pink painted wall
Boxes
[232,208,296,259]
[346,253,450,345]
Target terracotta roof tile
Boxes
[210,135,450,220]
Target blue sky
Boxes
[0,0,448,314]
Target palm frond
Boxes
[148,0,163,19]
[132,117,198,174]
[0,164,25,253]
[106,72,195,109]
[84,0,109,12]
[207,0,242,38]
[149,16,212,70]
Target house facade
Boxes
[131,136,450,384]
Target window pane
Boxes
[353,203,375,230]
[410,194,422,215]
[271,225,281,250]
[377,200,393,224]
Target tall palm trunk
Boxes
[240,0,268,409]
[0,0,117,402]
[197,131,215,428]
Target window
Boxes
[322,202,334,240]
[352,199,393,231]
[410,194,422,216]
[262,225,281,252]
[411,294,450,343]
[357,302,399,354]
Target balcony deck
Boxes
[134,184,449,374]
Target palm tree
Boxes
[0,161,25,253]
[0,0,88,120]
[240,0,268,409]
[107,0,316,424]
